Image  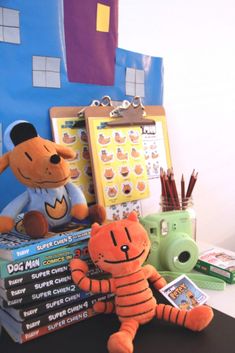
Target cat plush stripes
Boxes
[70,212,213,353]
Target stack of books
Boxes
[0,215,109,343]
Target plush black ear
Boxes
[10,122,38,146]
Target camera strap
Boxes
[159,271,226,291]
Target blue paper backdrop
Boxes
[0,0,163,209]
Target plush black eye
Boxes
[44,145,50,152]
[25,152,32,161]
[125,227,132,242]
[110,230,117,246]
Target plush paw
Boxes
[0,216,14,233]
[88,204,106,225]
[71,203,89,220]
[70,258,89,274]
[185,305,214,331]
[23,211,48,238]
[154,276,167,290]
[107,331,133,353]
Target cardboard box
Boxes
[195,247,235,284]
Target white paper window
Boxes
[125,67,145,98]
[32,56,61,88]
[0,7,20,44]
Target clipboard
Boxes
[84,101,172,220]
[49,106,95,204]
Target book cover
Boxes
[2,282,82,307]
[195,247,235,284]
[0,262,103,301]
[0,272,73,301]
[1,261,107,307]
[0,257,101,289]
[0,263,70,289]
[0,289,92,321]
[2,293,110,333]
[0,239,89,279]
[160,274,209,310]
[0,306,96,343]
[0,213,91,261]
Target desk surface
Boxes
[1,242,235,351]
[197,242,235,318]
[0,304,234,353]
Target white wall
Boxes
[119,0,235,250]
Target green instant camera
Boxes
[140,210,198,272]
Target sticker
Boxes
[134,164,143,176]
[106,186,118,198]
[119,166,130,178]
[128,130,140,144]
[82,146,90,160]
[100,149,114,163]
[131,147,140,159]
[80,130,88,143]
[63,132,76,145]
[98,133,111,145]
[114,131,126,144]
[104,168,115,180]
[70,168,80,180]
[136,181,146,192]
[116,147,128,161]
[122,182,132,195]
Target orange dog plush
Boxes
[70,212,214,353]
[0,120,105,238]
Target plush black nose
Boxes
[50,154,61,164]
[120,245,129,253]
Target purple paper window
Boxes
[63,0,118,85]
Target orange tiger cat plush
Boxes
[70,212,213,353]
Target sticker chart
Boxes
[50,113,95,204]
[85,106,172,220]
[88,118,150,207]
[107,118,171,219]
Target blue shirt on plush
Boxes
[1,182,86,228]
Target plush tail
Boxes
[155,304,214,331]
[93,300,115,314]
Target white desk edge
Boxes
[197,241,235,319]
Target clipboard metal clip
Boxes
[100,95,112,107]
[108,96,155,127]
[73,96,113,128]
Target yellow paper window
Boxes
[96,3,110,32]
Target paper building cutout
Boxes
[63,0,118,85]
[32,56,61,88]
[0,1,163,209]
[96,3,110,32]
[0,7,20,44]
[126,68,145,97]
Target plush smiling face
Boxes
[1,121,76,189]
[9,136,74,189]
[89,212,150,276]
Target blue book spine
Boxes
[0,227,91,261]
[0,240,89,278]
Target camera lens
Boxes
[160,237,199,272]
[178,251,191,263]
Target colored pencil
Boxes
[170,171,180,210]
